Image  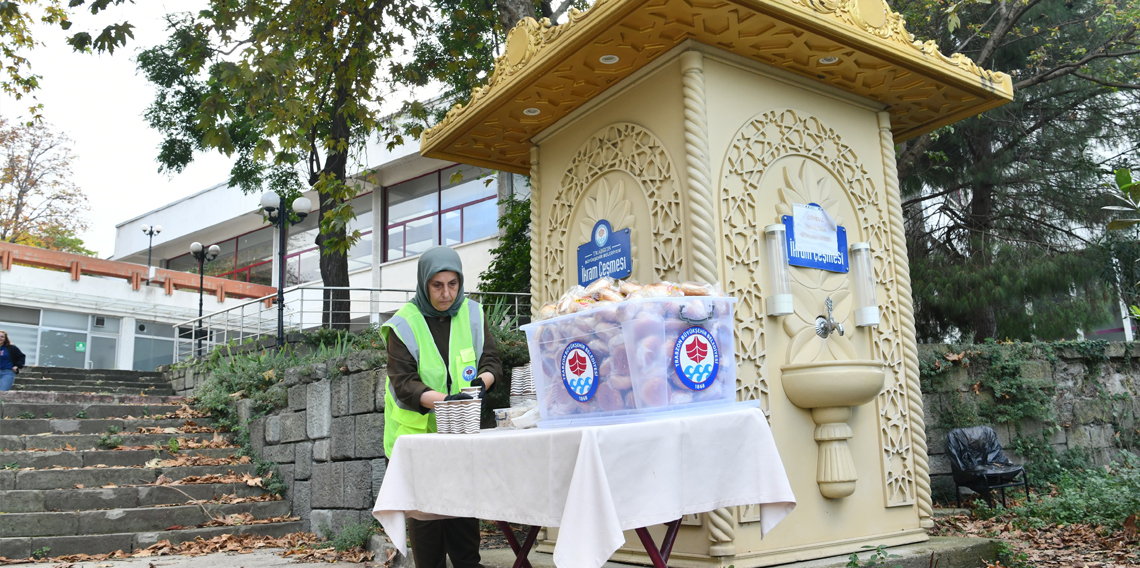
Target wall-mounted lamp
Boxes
[849,242,879,327]
[765,224,794,316]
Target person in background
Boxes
[379,246,503,568]
[0,330,27,391]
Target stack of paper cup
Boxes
[455,398,481,434]
[435,400,455,434]
[510,363,537,408]
[460,386,482,399]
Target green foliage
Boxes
[845,545,901,568]
[74,410,86,419]
[105,425,120,435]
[1007,437,1090,489]
[978,451,1140,530]
[42,412,51,418]
[193,345,302,432]
[995,541,1032,568]
[15,411,33,419]
[97,434,123,449]
[3,462,18,470]
[166,437,180,455]
[911,245,1116,343]
[319,520,378,552]
[479,195,532,298]
[30,547,50,560]
[255,457,289,498]
[896,0,1140,341]
[137,0,432,287]
[0,0,133,118]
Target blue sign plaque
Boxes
[782,211,849,274]
[577,219,632,286]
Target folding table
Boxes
[373,407,796,568]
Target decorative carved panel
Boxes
[543,123,684,303]
[720,109,915,507]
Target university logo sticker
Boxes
[673,327,719,391]
[560,341,599,402]
[462,365,476,381]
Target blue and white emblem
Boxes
[673,327,719,391]
[462,365,476,381]
[560,341,598,402]
[594,222,609,247]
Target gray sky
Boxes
[1,1,235,258]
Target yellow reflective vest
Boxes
[379,298,484,457]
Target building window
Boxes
[165,192,374,287]
[384,165,498,262]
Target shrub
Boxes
[319,520,378,551]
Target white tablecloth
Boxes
[372,407,796,568]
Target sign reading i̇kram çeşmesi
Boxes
[783,202,849,273]
[577,219,632,286]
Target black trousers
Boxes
[407,517,483,568]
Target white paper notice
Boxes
[792,203,838,255]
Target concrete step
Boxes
[0,417,215,436]
[0,483,271,513]
[0,448,236,470]
[0,402,185,420]
[12,379,173,391]
[0,391,184,406]
[0,499,292,538]
[0,432,226,451]
[0,463,258,490]
[18,374,168,384]
[11,384,175,396]
[0,520,304,559]
[19,367,166,381]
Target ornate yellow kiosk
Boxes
[419,0,1012,564]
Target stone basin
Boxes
[780,359,886,410]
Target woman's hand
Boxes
[419,390,446,410]
[476,372,494,390]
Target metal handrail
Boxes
[172,284,531,361]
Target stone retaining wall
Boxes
[238,351,388,534]
[921,342,1140,502]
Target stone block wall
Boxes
[169,349,390,534]
[249,350,388,534]
[921,343,1140,503]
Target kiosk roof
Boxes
[419,0,1014,174]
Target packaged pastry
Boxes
[680,281,715,296]
[537,302,558,321]
[618,280,643,296]
[584,276,617,299]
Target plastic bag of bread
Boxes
[583,277,616,299]
[642,281,683,298]
[536,302,558,321]
[618,279,643,297]
[680,281,717,296]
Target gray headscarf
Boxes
[412,246,465,318]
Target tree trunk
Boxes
[966,130,997,340]
[316,88,353,330]
[497,0,533,28]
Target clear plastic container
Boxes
[521,297,736,428]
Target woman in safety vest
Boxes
[381,245,503,568]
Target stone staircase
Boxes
[9,367,174,397]
[0,391,301,560]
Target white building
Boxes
[109,142,527,359]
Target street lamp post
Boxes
[190,242,221,357]
[141,224,162,279]
[260,193,311,350]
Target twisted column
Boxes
[878,112,933,526]
[530,146,542,314]
[679,51,719,286]
[707,507,736,557]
